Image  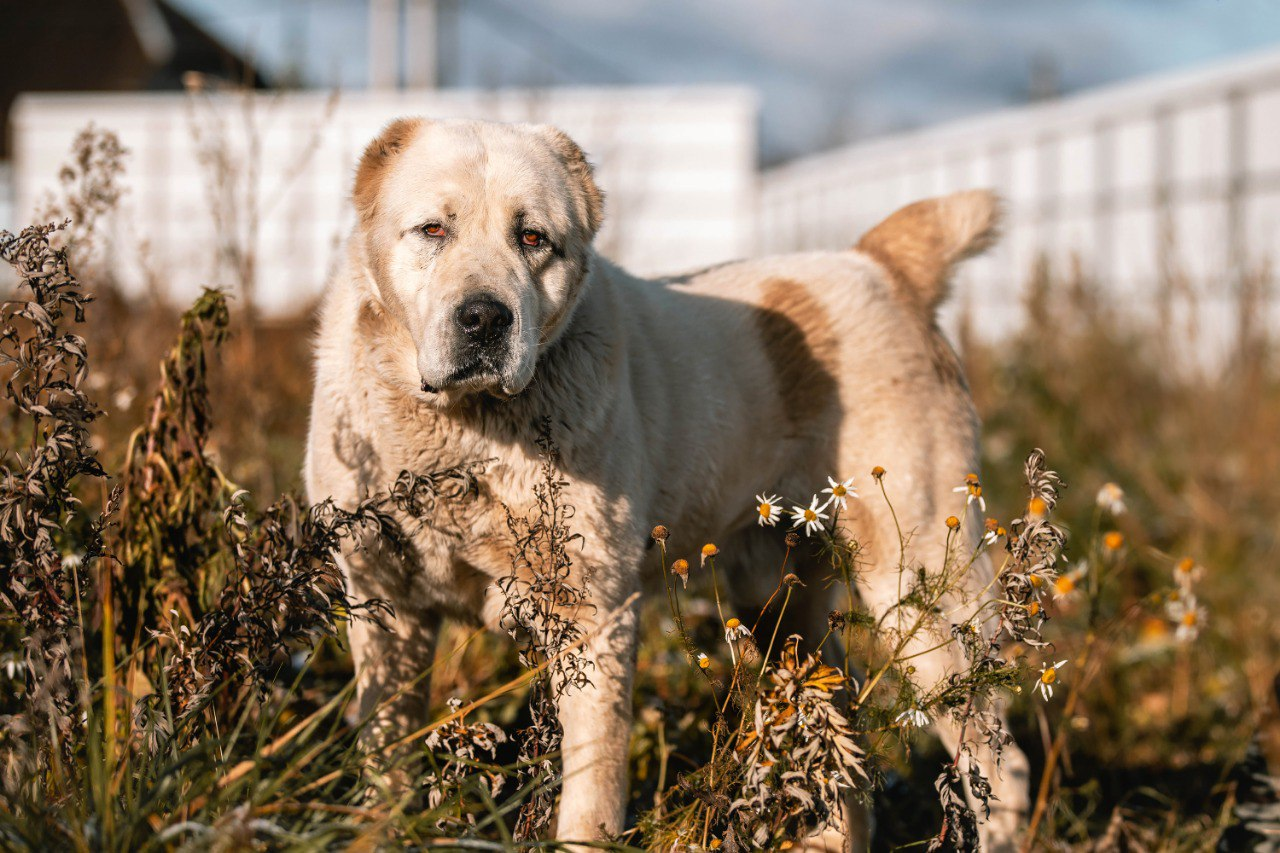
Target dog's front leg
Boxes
[342,549,441,794]
[553,587,641,845]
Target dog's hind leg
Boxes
[854,534,1030,852]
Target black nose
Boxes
[456,296,513,343]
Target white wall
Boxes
[11,87,757,315]
[758,48,1280,359]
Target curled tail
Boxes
[855,189,1002,316]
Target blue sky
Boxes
[173,0,1280,163]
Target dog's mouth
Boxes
[421,358,505,396]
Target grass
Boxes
[1,128,1275,851]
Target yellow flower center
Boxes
[1104,531,1124,551]
[1041,668,1057,684]
[1030,574,1044,587]
[1055,576,1075,595]
[1027,601,1041,616]
[832,484,847,497]
[698,656,710,669]
[946,516,960,529]
[1177,557,1194,574]
[804,509,817,522]
[970,484,983,497]
[759,503,772,517]
[1182,611,1198,627]
[725,618,741,630]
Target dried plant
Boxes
[0,222,108,749]
[731,635,868,847]
[34,126,128,263]
[423,697,509,831]
[497,420,594,840]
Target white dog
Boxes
[305,117,1029,849]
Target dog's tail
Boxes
[855,189,1002,316]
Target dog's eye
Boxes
[519,230,544,248]
[422,223,447,238]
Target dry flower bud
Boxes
[651,524,669,542]
[670,558,690,588]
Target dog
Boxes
[305,116,1030,849]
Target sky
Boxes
[172,0,1280,164]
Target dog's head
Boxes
[352,118,604,402]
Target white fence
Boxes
[758,47,1280,354]
[11,87,757,315]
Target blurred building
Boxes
[10,87,757,314]
[758,46,1280,359]
[0,0,267,228]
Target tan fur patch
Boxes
[754,278,839,428]
[353,117,424,221]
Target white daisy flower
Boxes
[896,707,930,729]
[755,493,782,527]
[981,518,1005,547]
[953,473,986,513]
[1096,482,1126,515]
[821,476,858,511]
[723,617,751,643]
[790,495,830,537]
[696,652,710,670]
[1053,562,1088,601]
[1035,659,1069,701]
[1173,557,1203,590]
[1168,595,1207,643]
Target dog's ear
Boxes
[534,125,605,238]
[856,189,1001,315]
[354,117,426,222]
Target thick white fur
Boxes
[305,118,1029,850]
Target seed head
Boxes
[946,515,960,530]
[871,465,886,481]
[828,610,846,631]
[671,558,690,588]
[785,531,800,548]
[651,524,669,542]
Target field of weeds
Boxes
[1,129,1278,851]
